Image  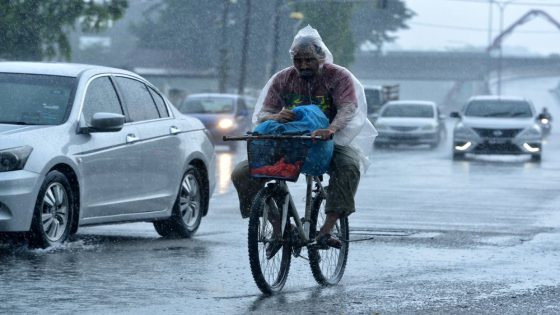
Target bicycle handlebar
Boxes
[223,133,333,141]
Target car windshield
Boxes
[180,96,235,114]
[381,104,434,118]
[465,100,533,118]
[0,73,76,125]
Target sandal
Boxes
[315,233,342,250]
[265,239,283,259]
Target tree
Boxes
[130,1,413,91]
[295,1,414,65]
[0,0,128,61]
[296,2,356,67]
[130,0,223,71]
[353,0,415,54]
[131,0,284,92]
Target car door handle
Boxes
[170,126,181,135]
[126,134,139,143]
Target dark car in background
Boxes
[177,93,255,150]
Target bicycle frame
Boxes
[269,175,327,246]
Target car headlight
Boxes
[517,126,541,138]
[217,118,234,129]
[453,125,478,138]
[0,146,33,172]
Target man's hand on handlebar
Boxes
[311,128,335,140]
[268,108,296,123]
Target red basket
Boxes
[247,138,310,182]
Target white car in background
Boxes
[450,95,542,162]
[373,100,446,149]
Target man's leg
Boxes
[318,212,340,237]
[231,160,266,218]
[317,145,361,244]
[232,160,283,258]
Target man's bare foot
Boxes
[315,212,342,249]
[317,212,339,238]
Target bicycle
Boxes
[224,133,349,295]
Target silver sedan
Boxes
[0,62,216,248]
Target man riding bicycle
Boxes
[231,25,376,258]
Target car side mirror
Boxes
[450,112,461,118]
[79,112,125,134]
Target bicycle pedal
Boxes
[292,246,302,258]
[308,241,329,250]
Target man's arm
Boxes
[328,102,356,133]
[256,109,277,123]
[327,68,358,133]
[256,72,296,123]
[257,108,296,123]
[312,103,355,140]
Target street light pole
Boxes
[238,0,252,95]
[269,4,303,78]
[487,0,493,47]
[219,0,233,93]
[269,0,282,77]
[494,0,516,96]
[497,3,504,95]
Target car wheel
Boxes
[27,171,75,248]
[531,154,541,163]
[154,166,204,238]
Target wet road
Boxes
[2,77,560,314]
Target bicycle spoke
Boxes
[309,197,348,286]
[258,213,282,285]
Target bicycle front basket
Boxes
[247,138,309,182]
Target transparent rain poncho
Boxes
[252,25,377,171]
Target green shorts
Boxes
[324,144,361,216]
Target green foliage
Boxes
[0,0,127,61]
[296,2,355,67]
[129,0,413,89]
[353,0,415,53]
[131,0,281,88]
[295,0,413,66]
[130,0,223,70]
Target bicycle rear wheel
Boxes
[308,196,349,285]
[248,187,292,294]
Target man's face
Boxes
[293,47,320,80]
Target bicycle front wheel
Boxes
[308,196,349,286]
[248,188,291,294]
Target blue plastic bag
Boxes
[253,105,334,176]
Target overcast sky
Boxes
[389,0,560,55]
